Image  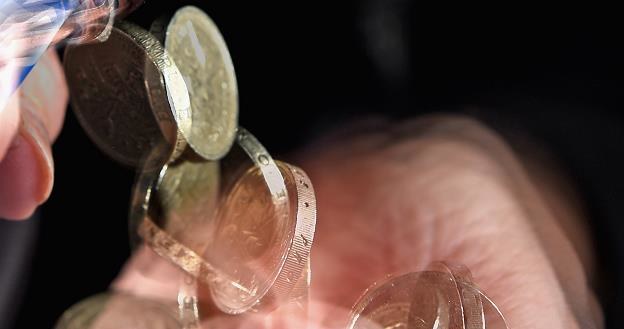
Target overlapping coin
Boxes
[58,5,514,329]
[131,128,316,314]
[151,6,239,160]
[64,21,191,168]
[348,263,509,329]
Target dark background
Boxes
[1,2,622,328]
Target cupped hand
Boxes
[0,50,68,219]
[114,116,602,329]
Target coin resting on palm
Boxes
[64,21,192,168]
[151,6,239,160]
[132,128,316,314]
[348,263,509,329]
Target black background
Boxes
[3,2,623,328]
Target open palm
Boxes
[115,116,602,329]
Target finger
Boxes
[20,50,68,142]
[0,79,20,161]
[0,49,68,220]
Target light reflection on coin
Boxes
[132,129,315,314]
[428,262,484,329]
[129,128,287,262]
[148,156,220,253]
[349,272,449,329]
[64,21,191,168]
[54,293,181,329]
[348,266,509,329]
[204,160,316,314]
[152,6,239,160]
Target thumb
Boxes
[0,49,68,220]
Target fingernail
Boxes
[0,129,51,219]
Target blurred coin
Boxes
[54,294,110,329]
[205,160,316,314]
[348,266,509,329]
[129,127,284,258]
[428,262,484,329]
[151,6,238,160]
[460,283,510,329]
[178,275,201,328]
[64,21,191,168]
[54,292,182,329]
[349,272,452,329]
[132,129,316,314]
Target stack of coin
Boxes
[60,5,317,327]
[348,262,509,329]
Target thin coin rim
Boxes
[164,5,239,160]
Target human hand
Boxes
[112,115,603,328]
[0,50,68,219]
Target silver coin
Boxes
[64,21,192,168]
[152,6,238,160]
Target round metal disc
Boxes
[157,6,239,160]
[131,129,315,314]
[64,21,191,168]
[54,293,181,329]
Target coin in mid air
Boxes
[64,21,192,168]
[204,159,316,314]
[130,127,287,288]
[132,128,316,314]
[151,6,238,160]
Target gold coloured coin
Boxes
[54,293,181,329]
[54,294,110,329]
[152,6,239,160]
[204,160,316,314]
[348,265,509,329]
[64,21,192,168]
[428,263,485,329]
[349,272,451,329]
[129,127,286,255]
[131,129,316,314]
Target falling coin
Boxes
[349,272,450,329]
[204,160,316,314]
[64,21,192,168]
[132,129,316,314]
[151,6,239,160]
[129,127,287,256]
[348,265,509,329]
[427,262,484,329]
[54,292,182,329]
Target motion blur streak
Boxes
[0,0,122,113]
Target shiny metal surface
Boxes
[152,6,239,160]
[64,22,191,168]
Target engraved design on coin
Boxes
[160,6,239,160]
[64,22,191,168]
[197,159,316,314]
[348,265,510,329]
